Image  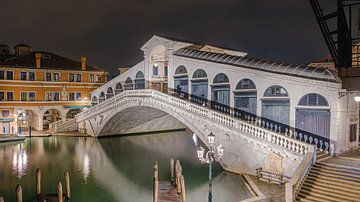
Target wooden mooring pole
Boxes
[57,182,63,202]
[36,168,41,195]
[175,160,182,194]
[153,161,158,202]
[64,171,71,199]
[180,175,186,202]
[15,184,22,202]
[170,158,175,183]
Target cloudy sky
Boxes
[1,0,337,76]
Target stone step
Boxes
[299,187,359,202]
[302,183,360,201]
[310,169,360,183]
[303,179,360,195]
[317,162,360,173]
[312,166,360,180]
[308,172,360,186]
[314,164,360,176]
[297,192,333,202]
[306,175,360,191]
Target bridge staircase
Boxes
[296,153,360,202]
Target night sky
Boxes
[1,0,335,76]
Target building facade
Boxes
[89,35,360,155]
[0,44,108,134]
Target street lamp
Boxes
[196,132,224,202]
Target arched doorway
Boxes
[99,92,105,103]
[106,87,114,99]
[91,96,98,106]
[134,71,145,89]
[191,69,208,105]
[17,110,40,134]
[296,93,330,139]
[43,109,61,131]
[234,79,257,119]
[66,109,82,119]
[115,83,123,94]
[211,73,230,112]
[174,65,188,94]
[261,85,290,129]
[124,77,133,90]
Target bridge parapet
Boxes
[75,89,314,157]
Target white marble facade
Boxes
[90,35,360,155]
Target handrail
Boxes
[76,89,314,156]
[285,148,316,202]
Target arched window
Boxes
[298,93,329,106]
[234,79,257,117]
[106,87,114,99]
[91,96,98,106]
[192,69,208,79]
[213,73,229,84]
[124,77,133,90]
[135,71,144,79]
[264,85,288,97]
[115,83,123,94]
[135,71,145,89]
[175,65,187,75]
[236,79,256,90]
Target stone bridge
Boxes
[74,89,315,176]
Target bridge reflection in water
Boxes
[0,131,252,202]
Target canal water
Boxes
[0,131,252,202]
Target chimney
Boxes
[35,53,41,68]
[81,56,87,70]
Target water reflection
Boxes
[0,132,252,202]
[12,144,28,179]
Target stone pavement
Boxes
[249,175,285,202]
[324,149,360,168]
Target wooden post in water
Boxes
[15,185,22,202]
[64,171,71,199]
[0,196,4,202]
[175,160,182,194]
[36,168,41,195]
[57,182,63,202]
[180,175,186,202]
[170,158,175,183]
[153,161,158,202]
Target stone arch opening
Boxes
[211,73,230,111]
[191,69,208,105]
[106,87,114,99]
[115,83,123,94]
[99,92,105,103]
[66,108,82,119]
[174,65,188,94]
[124,77,133,90]
[261,85,290,129]
[91,96,98,106]
[134,71,145,89]
[295,93,330,139]
[234,79,257,119]
[17,109,40,134]
[42,109,61,131]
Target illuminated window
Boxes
[53,73,59,82]
[76,74,82,82]
[76,93,82,101]
[20,92,27,101]
[153,64,158,76]
[20,72,27,80]
[6,92,13,101]
[29,92,36,101]
[29,72,35,81]
[69,73,75,82]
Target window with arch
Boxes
[213,73,229,84]
[264,85,288,97]
[91,96,98,105]
[175,65,187,75]
[298,93,329,106]
[135,71,145,89]
[106,87,114,98]
[115,83,123,94]
[136,71,144,78]
[192,69,208,79]
[124,77,133,90]
[99,92,105,102]
[236,79,256,90]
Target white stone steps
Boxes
[303,178,360,195]
[314,164,360,176]
[310,169,360,183]
[306,175,360,191]
[317,162,360,173]
[312,166,360,180]
[308,172,360,186]
[301,183,360,201]
[297,192,335,202]
[299,187,358,202]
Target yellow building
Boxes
[0,44,108,134]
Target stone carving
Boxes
[265,152,283,173]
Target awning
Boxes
[0,118,14,122]
[63,106,91,109]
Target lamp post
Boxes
[196,132,224,202]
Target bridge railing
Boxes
[76,89,314,156]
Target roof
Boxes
[0,51,105,72]
[174,46,339,83]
